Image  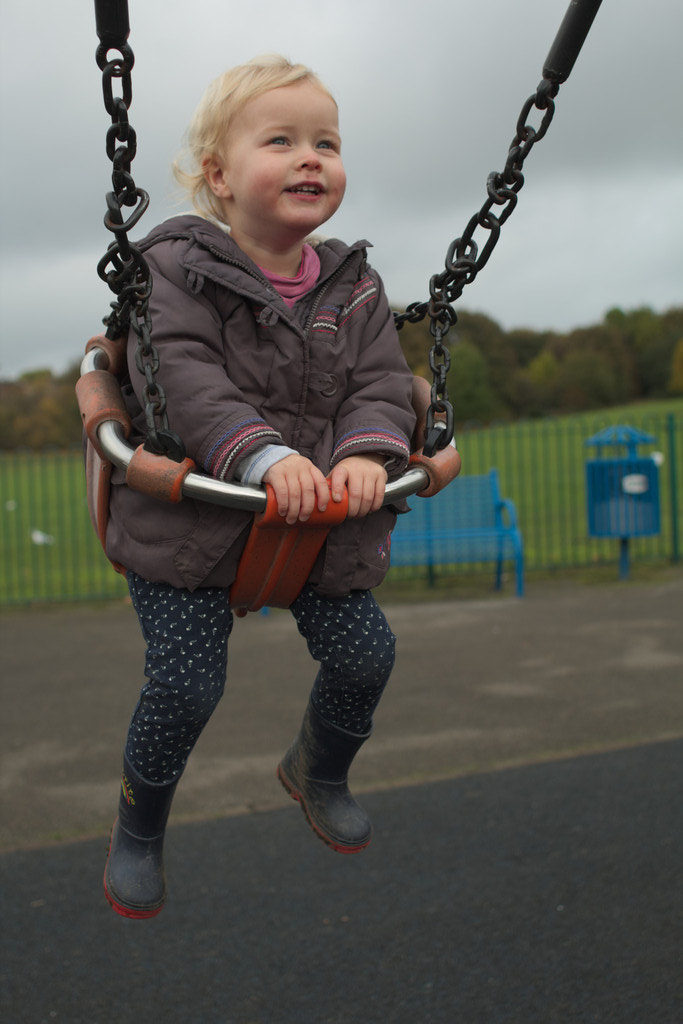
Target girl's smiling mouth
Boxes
[286,182,323,195]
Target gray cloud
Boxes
[1,0,681,378]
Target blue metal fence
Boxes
[1,407,680,605]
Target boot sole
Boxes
[276,763,372,855]
[103,823,166,919]
[103,884,164,919]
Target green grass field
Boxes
[1,449,128,605]
[1,399,681,605]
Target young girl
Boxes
[103,54,416,918]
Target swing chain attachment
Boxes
[394,0,603,455]
[93,0,186,462]
[423,320,453,458]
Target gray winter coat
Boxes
[106,215,416,596]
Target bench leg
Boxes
[515,554,525,597]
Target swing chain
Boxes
[422,302,454,458]
[94,4,186,461]
[394,74,560,454]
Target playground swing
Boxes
[77,0,603,612]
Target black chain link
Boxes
[394,75,560,456]
[94,2,185,461]
[396,0,603,456]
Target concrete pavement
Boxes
[1,572,682,1022]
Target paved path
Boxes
[1,573,682,1021]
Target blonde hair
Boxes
[173,54,335,225]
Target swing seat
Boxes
[76,334,196,574]
[76,337,461,611]
[77,335,131,574]
[229,484,349,615]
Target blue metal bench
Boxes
[390,468,525,596]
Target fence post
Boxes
[667,413,680,564]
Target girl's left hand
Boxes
[329,454,387,518]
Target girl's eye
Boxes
[269,137,288,146]
[317,140,336,151]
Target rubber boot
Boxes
[103,756,179,919]
[277,701,373,854]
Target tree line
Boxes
[1,305,681,450]
[398,305,683,424]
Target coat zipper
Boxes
[303,255,355,336]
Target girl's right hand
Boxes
[263,455,331,524]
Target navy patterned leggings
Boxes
[125,572,396,784]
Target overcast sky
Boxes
[1,0,681,379]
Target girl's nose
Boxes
[298,148,322,170]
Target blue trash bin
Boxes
[584,426,661,579]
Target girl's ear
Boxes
[202,156,232,199]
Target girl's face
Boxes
[206,80,346,262]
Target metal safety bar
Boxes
[80,347,433,513]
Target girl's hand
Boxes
[329,454,387,519]
[263,455,330,524]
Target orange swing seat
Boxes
[77,337,461,613]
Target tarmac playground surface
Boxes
[1,571,682,1023]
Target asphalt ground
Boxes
[1,571,682,1023]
